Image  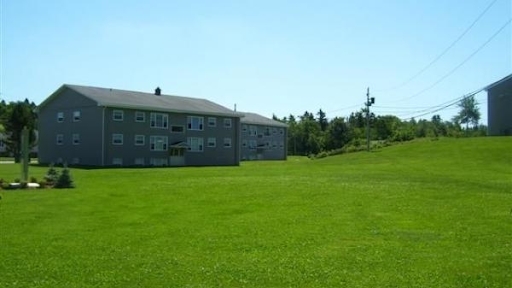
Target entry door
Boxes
[169,148,185,166]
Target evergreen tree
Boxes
[316,109,328,131]
[55,166,74,188]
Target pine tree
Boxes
[55,166,74,188]
[44,163,60,186]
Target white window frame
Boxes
[113,110,124,121]
[249,140,257,149]
[242,124,248,132]
[187,116,204,131]
[134,135,145,146]
[249,125,257,136]
[207,137,216,148]
[224,118,232,128]
[135,111,145,122]
[72,158,80,165]
[112,134,124,145]
[224,138,232,148]
[112,158,123,165]
[280,128,284,135]
[208,117,217,127]
[187,137,204,152]
[150,158,168,166]
[134,158,145,166]
[56,134,63,145]
[150,113,168,129]
[264,127,271,136]
[150,136,168,151]
[72,133,80,145]
[73,111,81,122]
[242,139,247,148]
[57,112,64,123]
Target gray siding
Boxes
[38,88,103,165]
[240,124,287,160]
[488,78,512,136]
[103,108,240,166]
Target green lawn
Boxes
[1,137,511,287]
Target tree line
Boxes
[0,99,38,162]
[273,95,484,156]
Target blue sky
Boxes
[1,0,511,124]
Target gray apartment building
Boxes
[486,74,512,136]
[240,112,288,161]
[37,84,243,167]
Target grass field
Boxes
[0,137,511,287]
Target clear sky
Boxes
[1,0,511,124]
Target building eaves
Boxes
[240,112,288,128]
[484,73,512,91]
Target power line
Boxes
[376,0,501,92]
[389,17,512,104]
[399,86,488,121]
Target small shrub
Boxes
[14,178,20,183]
[20,181,28,189]
[30,176,38,183]
[38,181,47,189]
[44,164,60,186]
[54,166,74,189]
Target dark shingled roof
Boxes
[41,84,243,117]
[240,112,288,128]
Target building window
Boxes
[224,138,232,148]
[150,136,168,151]
[135,111,145,122]
[187,116,204,131]
[280,141,284,149]
[73,111,81,122]
[134,135,145,146]
[242,124,248,132]
[208,117,217,127]
[249,125,257,136]
[150,113,168,129]
[187,137,204,152]
[112,134,124,145]
[72,134,80,145]
[112,158,123,166]
[266,141,271,149]
[56,134,63,145]
[272,141,277,149]
[273,128,277,134]
[113,110,124,121]
[0,140,4,148]
[57,112,64,122]
[280,128,284,135]
[135,158,145,166]
[207,137,216,148]
[264,127,271,136]
[150,158,168,166]
[171,125,184,133]
[224,118,232,128]
[242,140,247,148]
[249,140,257,149]
[72,158,80,165]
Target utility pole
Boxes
[365,87,375,152]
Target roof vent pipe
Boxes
[155,87,161,96]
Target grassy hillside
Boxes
[0,137,511,287]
